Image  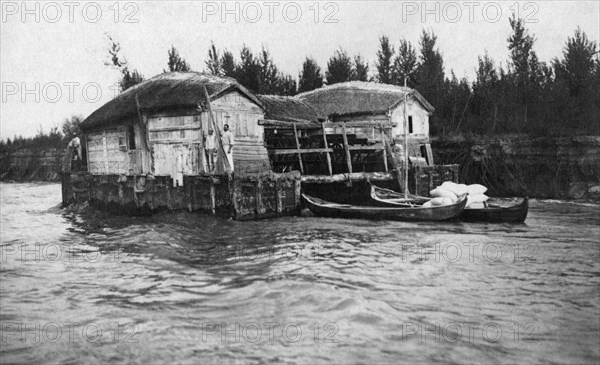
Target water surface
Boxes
[1,182,599,364]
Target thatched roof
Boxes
[295,81,435,119]
[258,95,320,126]
[81,72,264,132]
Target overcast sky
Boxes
[1,0,599,138]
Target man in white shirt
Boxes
[69,136,81,160]
[222,124,234,172]
[205,129,216,172]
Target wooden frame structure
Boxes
[265,120,398,177]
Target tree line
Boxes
[3,16,597,152]
[0,116,82,153]
[116,16,598,136]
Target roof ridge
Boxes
[296,81,412,99]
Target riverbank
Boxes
[432,135,600,200]
[2,136,600,200]
[0,148,63,182]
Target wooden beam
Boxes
[269,148,334,155]
[322,124,333,176]
[424,143,434,166]
[383,135,405,192]
[202,86,230,173]
[341,122,353,174]
[323,121,397,129]
[148,125,201,132]
[301,172,396,184]
[380,123,388,172]
[348,145,384,151]
[293,123,304,174]
[258,119,320,129]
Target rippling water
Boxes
[1,182,599,364]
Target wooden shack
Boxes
[295,81,459,201]
[81,72,272,177]
[63,72,302,219]
[296,81,435,159]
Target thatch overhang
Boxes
[295,81,435,120]
[257,95,321,129]
[80,72,265,132]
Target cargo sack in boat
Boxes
[466,202,486,209]
[429,197,454,206]
[466,194,489,207]
[441,182,469,196]
[430,187,458,203]
[467,184,488,195]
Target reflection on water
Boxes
[1,182,599,364]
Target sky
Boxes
[1,0,599,139]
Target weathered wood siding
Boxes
[86,126,143,175]
[328,114,392,140]
[148,113,203,176]
[391,97,430,141]
[86,120,147,175]
[208,91,270,174]
[86,90,271,177]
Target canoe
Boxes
[303,194,467,222]
[370,184,430,206]
[460,197,529,223]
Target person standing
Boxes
[205,129,217,172]
[222,124,234,172]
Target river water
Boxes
[0,182,598,364]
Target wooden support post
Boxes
[424,143,434,166]
[209,179,216,215]
[341,122,353,174]
[294,178,302,213]
[321,124,333,176]
[383,134,405,193]
[379,123,388,172]
[275,178,283,216]
[255,178,264,216]
[166,179,173,211]
[186,180,192,212]
[202,86,230,173]
[293,123,304,174]
[228,173,238,219]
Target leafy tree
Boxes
[221,50,236,77]
[507,15,543,126]
[256,46,297,95]
[276,74,297,96]
[62,115,83,142]
[415,30,445,123]
[120,69,145,91]
[354,55,369,81]
[104,34,144,91]
[472,52,500,131]
[166,46,191,72]
[234,45,261,93]
[554,28,598,96]
[376,36,394,83]
[326,49,354,84]
[393,39,418,85]
[298,57,324,93]
[206,42,221,75]
[258,47,280,94]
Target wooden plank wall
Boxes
[207,91,271,174]
[87,128,131,175]
[148,113,203,176]
[87,90,271,178]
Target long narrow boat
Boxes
[303,194,467,221]
[370,184,429,206]
[460,197,529,223]
[371,184,528,223]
